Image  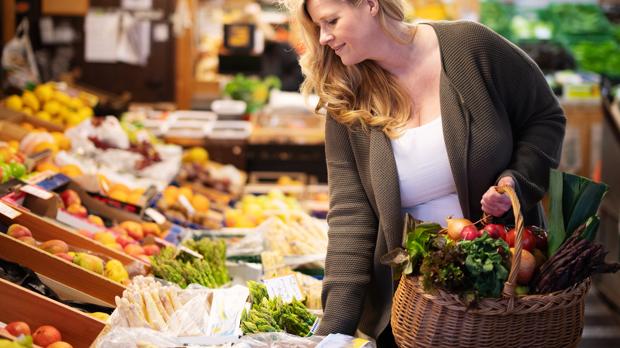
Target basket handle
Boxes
[489,185,524,302]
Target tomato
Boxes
[506,227,536,252]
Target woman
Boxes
[283,0,566,344]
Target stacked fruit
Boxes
[224,190,302,228]
[3,83,95,128]
[3,321,71,348]
[98,179,147,206]
[0,145,27,183]
[6,224,130,285]
[156,185,221,229]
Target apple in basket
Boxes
[480,223,506,240]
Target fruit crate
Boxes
[0,107,64,132]
[0,278,105,348]
[0,232,125,307]
[0,202,147,268]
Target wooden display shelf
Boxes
[0,206,140,267]
[0,278,104,348]
[0,233,125,307]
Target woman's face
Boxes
[305,0,380,66]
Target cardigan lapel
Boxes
[369,127,403,251]
[440,72,471,218]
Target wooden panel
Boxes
[175,0,195,109]
[561,100,603,178]
[2,0,15,45]
[0,278,104,348]
[42,0,89,16]
[0,233,125,307]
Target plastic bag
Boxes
[1,18,40,89]
[95,327,178,348]
[233,333,323,348]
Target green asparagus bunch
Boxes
[183,238,229,285]
[150,245,228,288]
[240,281,317,337]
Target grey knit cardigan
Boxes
[315,20,566,338]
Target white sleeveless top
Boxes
[391,116,463,227]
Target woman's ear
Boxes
[366,0,379,16]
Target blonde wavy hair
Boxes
[282,0,415,138]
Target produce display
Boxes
[150,238,229,289]
[2,321,71,348]
[3,83,95,128]
[240,281,316,337]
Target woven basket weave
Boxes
[391,186,590,348]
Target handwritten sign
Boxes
[263,274,303,304]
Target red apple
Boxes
[480,223,506,240]
[33,325,62,347]
[460,224,481,240]
[6,321,31,336]
[143,244,160,256]
[529,226,548,250]
[506,227,536,252]
[60,189,81,207]
[124,243,144,256]
[115,234,135,248]
[510,248,537,285]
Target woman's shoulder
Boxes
[425,20,507,50]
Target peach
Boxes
[7,224,32,238]
[141,222,161,237]
[88,215,104,227]
[77,229,95,239]
[47,342,73,348]
[18,236,37,246]
[55,252,74,262]
[94,232,115,245]
[121,221,143,240]
[6,321,31,336]
[66,204,87,218]
[33,325,61,347]
[143,244,160,256]
[60,189,81,207]
[124,243,144,256]
[115,234,135,248]
[40,240,69,254]
[110,225,128,236]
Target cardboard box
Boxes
[0,107,64,132]
[0,278,104,348]
[560,100,603,178]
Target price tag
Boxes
[145,208,167,225]
[20,185,53,200]
[177,245,203,259]
[0,201,21,219]
[263,274,303,304]
[177,194,196,216]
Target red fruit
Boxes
[143,244,160,256]
[32,325,62,347]
[480,223,506,240]
[47,342,73,348]
[115,234,135,248]
[461,225,481,240]
[55,252,74,262]
[529,226,548,250]
[6,321,31,336]
[510,248,537,285]
[506,227,536,252]
[60,189,81,207]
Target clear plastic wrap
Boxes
[233,333,323,348]
[95,327,178,348]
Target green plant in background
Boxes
[480,0,516,40]
[223,74,281,114]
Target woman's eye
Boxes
[328,18,338,25]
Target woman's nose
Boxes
[319,30,333,46]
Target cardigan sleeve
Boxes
[477,23,566,212]
[315,115,379,336]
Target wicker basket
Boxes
[391,186,590,348]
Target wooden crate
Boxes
[0,107,64,132]
[0,205,146,268]
[0,233,125,307]
[0,278,104,348]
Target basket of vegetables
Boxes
[388,172,619,348]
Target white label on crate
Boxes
[145,208,167,225]
[263,274,303,304]
[178,194,196,216]
[0,201,21,219]
[23,170,56,185]
[20,185,53,200]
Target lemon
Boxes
[89,312,110,322]
[77,106,94,119]
[53,90,71,105]
[5,95,23,111]
[22,91,40,111]
[65,112,82,127]
[21,107,33,116]
[34,84,54,102]
[35,111,52,121]
[51,132,71,150]
[43,100,61,115]
[33,141,59,154]
[184,147,208,164]
[67,97,84,111]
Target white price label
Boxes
[263,274,303,304]
[178,194,196,216]
[145,208,167,225]
[20,185,53,200]
[0,201,21,219]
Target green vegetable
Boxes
[547,169,608,256]
[420,236,470,296]
[223,74,282,114]
[459,233,510,299]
